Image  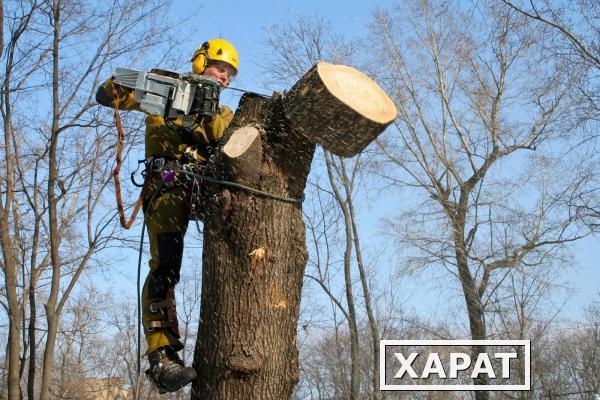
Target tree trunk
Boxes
[324,153,361,399]
[1,2,21,396]
[0,205,20,400]
[40,3,62,400]
[452,219,488,400]
[192,62,396,399]
[0,341,8,400]
[1,244,19,400]
[342,160,381,400]
[27,187,40,400]
[192,93,315,399]
[27,274,37,400]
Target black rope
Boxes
[135,214,145,400]
[174,169,304,204]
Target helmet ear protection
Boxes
[191,42,210,74]
[191,39,239,75]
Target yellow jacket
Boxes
[96,78,233,161]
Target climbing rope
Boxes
[112,86,145,229]
[174,169,304,204]
[134,214,145,400]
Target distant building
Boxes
[82,377,131,400]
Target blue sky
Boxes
[108,0,600,322]
[170,0,371,95]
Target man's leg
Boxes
[142,185,196,393]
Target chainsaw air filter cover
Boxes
[151,69,221,118]
[113,67,222,119]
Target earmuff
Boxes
[191,42,210,74]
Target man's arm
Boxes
[95,78,141,111]
[205,105,234,141]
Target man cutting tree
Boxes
[96,38,239,393]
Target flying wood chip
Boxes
[283,61,397,157]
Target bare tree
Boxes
[38,0,180,396]
[263,14,356,89]
[484,260,572,398]
[323,151,383,400]
[528,295,600,399]
[369,1,593,396]
[0,0,181,398]
[501,0,599,120]
[500,1,600,232]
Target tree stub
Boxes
[283,61,397,157]
[222,125,262,186]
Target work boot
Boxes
[145,347,197,393]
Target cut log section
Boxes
[283,61,397,157]
[222,125,262,186]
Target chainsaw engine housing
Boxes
[112,67,221,119]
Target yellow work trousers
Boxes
[142,181,189,354]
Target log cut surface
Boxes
[223,126,260,158]
[222,125,262,186]
[283,61,397,157]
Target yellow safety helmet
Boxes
[191,38,239,76]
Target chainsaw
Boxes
[112,67,221,119]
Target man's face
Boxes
[202,60,236,87]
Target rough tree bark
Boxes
[192,93,315,399]
[192,62,395,399]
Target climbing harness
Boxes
[139,157,304,209]
[110,81,272,229]
[174,169,304,204]
[148,298,176,314]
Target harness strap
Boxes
[146,157,186,173]
[146,320,179,332]
[149,299,176,313]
